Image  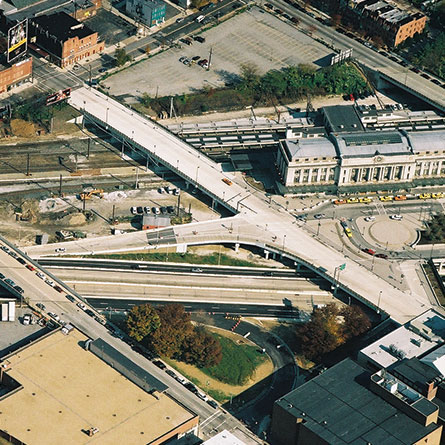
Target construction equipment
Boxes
[79,189,104,200]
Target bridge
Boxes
[26,87,430,324]
[376,66,445,113]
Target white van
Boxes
[196,15,205,23]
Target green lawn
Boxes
[201,334,266,386]
[90,252,263,267]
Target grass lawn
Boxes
[202,334,266,386]
[164,329,272,403]
[90,251,263,267]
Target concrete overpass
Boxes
[60,87,431,323]
[376,66,445,113]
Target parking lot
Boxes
[104,6,332,98]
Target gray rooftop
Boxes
[90,338,168,393]
[275,358,440,444]
[332,131,411,158]
[406,130,445,153]
[282,138,337,161]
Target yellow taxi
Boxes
[379,196,393,202]
[419,193,431,200]
[359,197,372,203]
[347,197,359,204]
[432,193,443,199]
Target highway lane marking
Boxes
[46,266,321,281]
[83,295,323,305]
[65,280,330,295]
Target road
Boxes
[42,265,333,311]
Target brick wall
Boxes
[0,58,32,94]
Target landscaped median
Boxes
[165,327,273,403]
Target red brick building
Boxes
[0,57,32,94]
[29,12,104,68]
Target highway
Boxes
[41,264,333,311]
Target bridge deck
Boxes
[66,87,428,324]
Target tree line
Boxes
[126,303,222,367]
[142,62,370,117]
[297,303,371,361]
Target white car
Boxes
[364,216,376,222]
[45,279,55,287]
[77,302,87,311]
[197,392,209,401]
[130,206,138,215]
[390,214,403,220]
[48,312,60,321]
[36,271,46,280]
[55,247,66,253]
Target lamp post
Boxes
[282,234,287,252]
[377,290,382,314]
[196,165,200,184]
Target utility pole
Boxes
[207,47,213,71]
[87,137,90,159]
[89,64,92,90]
[26,153,30,176]
[177,191,181,217]
[135,167,139,189]
[59,174,63,196]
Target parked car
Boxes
[45,279,55,287]
[197,392,209,401]
[184,382,198,393]
[14,285,24,294]
[4,278,16,287]
[55,247,66,253]
[314,213,325,219]
[160,206,167,214]
[362,248,376,255]
[179,56,187,63]
[16,257,26,265]
[167,205,175,214]
[390,214,403,220]
[136,207,143,214]
[77,302,87,311]
[375,253,388,259]
[66,294,76,303]
[174,188,180,195]
[143,206,151,214]
[26,264,36,271]
[85,309,95,318]
[131,206,138,215]
[176,17,184,23]
[364,216,376,222]
[48,312,60,321]
[193,35,205,43]
[152,207,161,215]
[54,285,64,293]
[191,268,203,273]
[153,360,166,370]
[36,302,46,310]
[0,273,4,279]
[165,369,177,379]
[36,271,46,280]
[207,400,218,409]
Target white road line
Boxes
[65,280,330,295]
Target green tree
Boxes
[341,305,371,339]
[126,303,161,342]
[150,304,194,357]
[237,63,260,94]
[114,48,132,67]
[181,327,222,367]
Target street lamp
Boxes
[377,290,382,314]
[106,107,109,124]
[195,165,200,183]
[282,234,287,252]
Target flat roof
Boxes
[360,309,445,369]
[276,358,439,444]
[322,105,364,133]
[406,130,445,153]
[203,430,247,444]
[0,328,196,445]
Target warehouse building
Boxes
[0,327,198,444]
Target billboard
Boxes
[8,19,27,63]
[330,48,353,66]
[46,88,71,106]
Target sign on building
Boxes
[7,20,28,63]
